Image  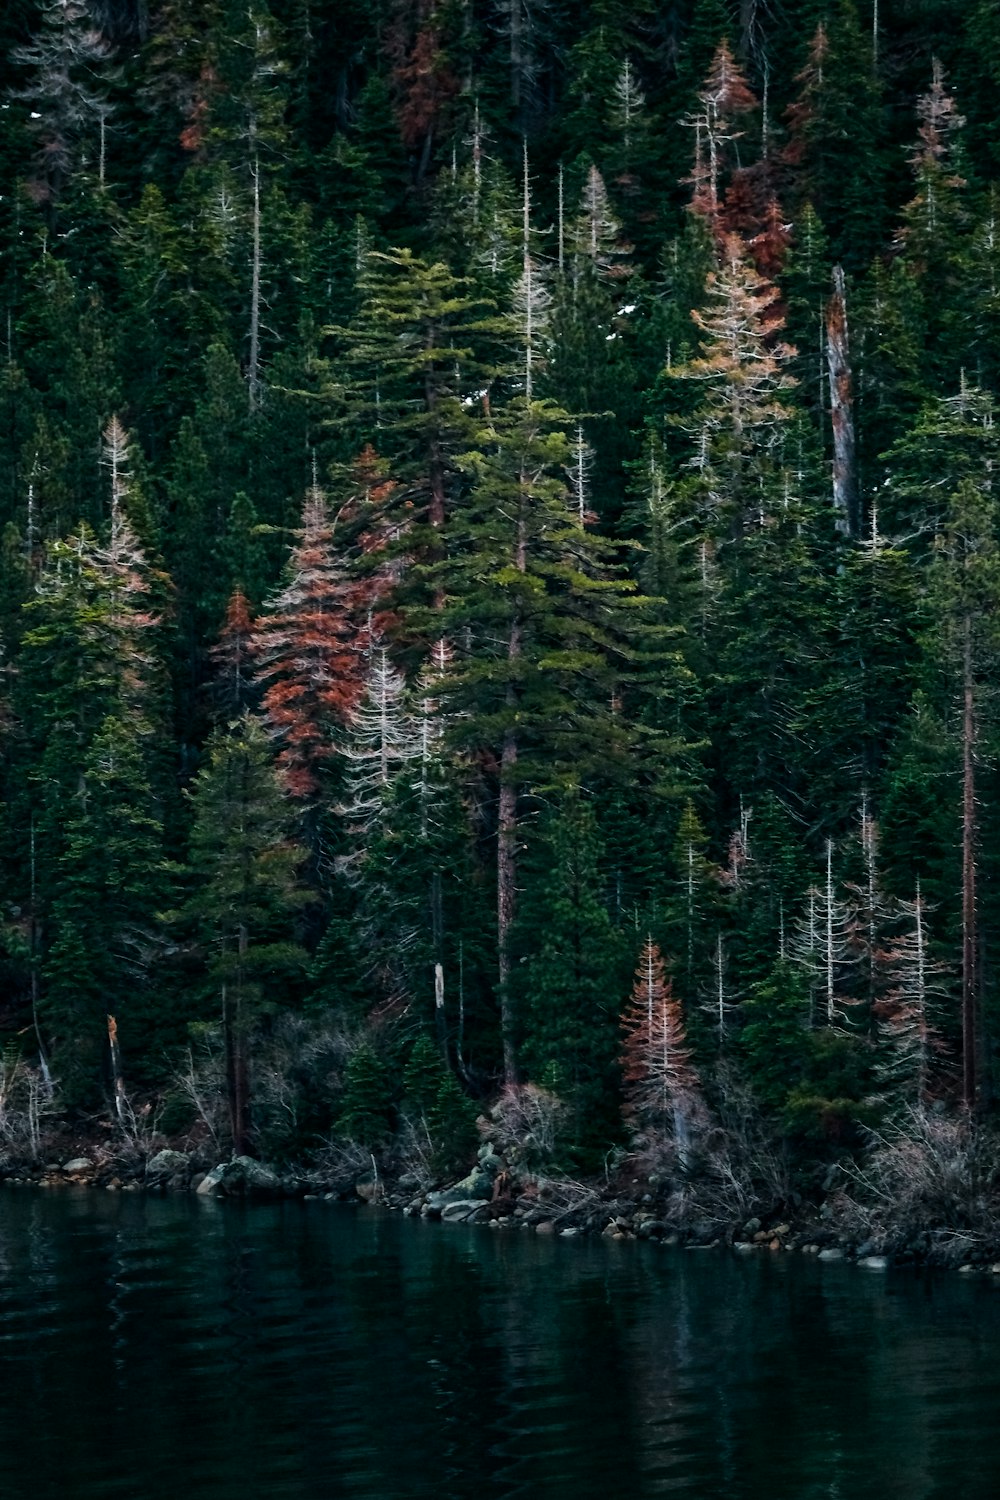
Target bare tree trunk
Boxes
[107,1014,127,1130]
[497,478,527,1086]
[431,870,448,1062]
[248,153,262,412]
[826,266,859,538]
[962,618,978,1114]
[497,722,519,1086]
[223,929,253,1157]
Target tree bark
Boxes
[826,266,859,538]
[248,153,262,412]
[962,617,978,1113]
[497,721,519,1086]
[497,474,527,1086]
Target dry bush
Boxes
[485,1083,568,1165]
[835,1107,1000,1262]
[533,1175,603,1222]
[0,1052,59,1162]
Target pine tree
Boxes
[10,0,117,214]
[519,795,628,1152]
[253,488,366,802]
[620,938,703,1150]
[668,234,797,536]
[433,395,667,1084]
[783,6,887,272]
[185,712,309,1155]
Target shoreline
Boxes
[2,1145,997,1277]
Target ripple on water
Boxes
[2,1195,1000,1500]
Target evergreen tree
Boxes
[185,712,309,1154]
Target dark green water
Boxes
[1,1191,1000,1499]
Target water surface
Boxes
[0,1188,998,1499]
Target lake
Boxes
[0,1188,999,1499]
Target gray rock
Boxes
[477,1146,505,1173]
[858,1255,889,1271]
[450,1168,494,1201]
[195,1163,227,1196]
[63,1157,93,1175]
[146,1149,190,1178]
[818,1247,845,1261]
[224,1156,281,1195]
[742,1217,762,1237]
[440,1198,489,1223]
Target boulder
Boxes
[440,1199,489,1223]
[818,1247,845,1262]
[447,1168,494,1202]
[146,1150,190,1179]
[63,1157,93,1175]
[195,1163,227,1196]
[224,1156,281,1195]
[858,1255,889,1271]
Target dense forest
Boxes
[3,0,1000,1196]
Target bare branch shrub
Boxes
[485,1083,568,1165]
[835,1107,1000,1262]
[0,1052,59,1161]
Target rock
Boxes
[354,1177,380,1203]
[733,1242,756,1253]
[818,1247,845,1262]
[63,1157,93,1175]
[772,1223,791,1237]
[561,1227,580,1237]
[477,1146,505,1173]
[450,1168,495,1201]
[441,1199,489,1223]
[195,1164,227,1196]
[742,1217,762,1237]
[858,1256,889,1271]
[224,1157,281,1195]
[768,1238,781,1251]
[636,1218,666,1241]
[535,1221,556,1235]
[146,1149,190,1179]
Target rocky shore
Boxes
[3,1141,999,1276]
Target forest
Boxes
[2,0,1000,1213]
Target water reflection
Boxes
[0,1190,998,1499]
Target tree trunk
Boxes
[497,722,519,1085]
[248,153,262,412]
[107,1014,128,1130]
[826,266,859,538]
[223,930,254,1157]
[962,617,978,1113]
[497,472,528,1086]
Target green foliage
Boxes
[2,0,1000,1166]
[339,1041,394,1148]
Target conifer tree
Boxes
[519,795,628,1150]
[253,488,366,803]
[185,712,309,1155]
[11,0,117,214]
[621,938,703,1150]
[433,395,662,1083]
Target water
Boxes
[1,1191,999,1499]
